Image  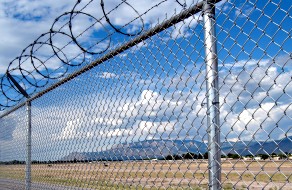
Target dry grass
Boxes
[0,160,291,189]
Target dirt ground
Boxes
[0,160,291,189]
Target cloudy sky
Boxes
[0,0,291,161]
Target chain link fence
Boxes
[0,0,291,189]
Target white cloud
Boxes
[223,59,269,69]
[0,0,75,73]
[104,128,133,138]
[0,0,200,86]
[171,14,202,39]
[136,120,174,134]
[218,54,292,141]
[57,119,82,140]
[98,72,117,79]
[0,109,27,161]
[2,52,290,161]
[2,52,292,148]
[234,5,254,18]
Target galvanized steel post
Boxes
[202,0,221,189]
[25,101,32,190]
[6,72,32,190]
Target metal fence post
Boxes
[202,0,221,189]
[6,72,32,190]
[26,101,32,190]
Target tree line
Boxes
[164,152,209,160]
[1,152,290,165]
[164,152,291,160]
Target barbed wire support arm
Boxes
[202,0,221,189]
[6,72,31,190]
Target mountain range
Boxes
[61,136,292,161]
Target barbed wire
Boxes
[0,0,291,189]
[0,0,187,110]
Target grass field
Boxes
[0,160,291,189]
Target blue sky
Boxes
[0,0,291,161]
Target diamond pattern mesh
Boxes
[0,0,291,189]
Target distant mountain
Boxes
[62,139,207,161]
[61,136,292,161]
[235,137,292,155]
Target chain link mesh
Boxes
[217,0,292,189]
[0,0,291,189]
[0,106,27,189]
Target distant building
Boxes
[243,157,252,161]
[221,158,233,161]
[272,156,280,161]
[221,158,233,160]
[253,157,261,161]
